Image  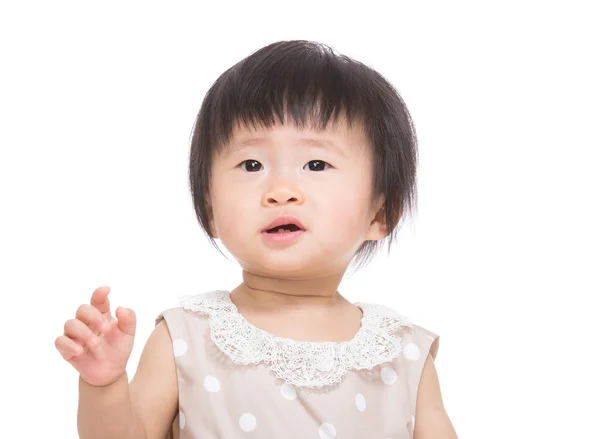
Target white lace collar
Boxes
[179,290,412,388]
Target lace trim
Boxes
[179,290,412,388]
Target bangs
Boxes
[201,41,373,152]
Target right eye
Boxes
[238,160,264,172]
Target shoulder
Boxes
[178,290,234,313]
[155,290,231,324]
[362,304,454,437]
[355,299,441,375]
[357,300,439,346]
[153,291,229,358]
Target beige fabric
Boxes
[156,293,439,439]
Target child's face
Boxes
[208,119,387,277]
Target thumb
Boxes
[115,306,137,336]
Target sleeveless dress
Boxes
[155,290,439,439]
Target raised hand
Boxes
[55,286,137,387]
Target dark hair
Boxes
[189,40,418,269]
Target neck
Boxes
[231,270,347,310]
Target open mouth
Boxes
[265,224,302,233]
[261,217,305,245]
[262,216,305,234]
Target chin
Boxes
[238,254,327,279]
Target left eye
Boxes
[303,160,331,171]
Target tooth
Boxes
[277,228,285,233]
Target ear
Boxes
[365,195,388,241]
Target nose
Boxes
[261,184,305,207]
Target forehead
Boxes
[221,119,371,157]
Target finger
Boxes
[85,336,106,362]
[55,335,84,360]
[58,333,106,362]
[64,319,103,353]
[90,286,111,315]
[75,304,110,334]
[115,307,136,336]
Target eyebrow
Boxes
[298,138,346,157]
[225,136,346,157]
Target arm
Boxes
[78,372,144,439]
[77,320,178,439]
[129,319,179,439]
[414,353,459,439]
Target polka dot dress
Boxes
[155,291,440,439]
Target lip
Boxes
[261,216,306,233]
[262,228,304,245]
[261,215,306,247]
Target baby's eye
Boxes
[303,160,331,171]
[239,160,264,172]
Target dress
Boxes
[155,290,439,439]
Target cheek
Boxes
[315,178,373,240]
[214,206,248,237]
[210,181,249,236]
[210,185,266,262]
[318,171,372,215]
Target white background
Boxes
[1,1,598,438]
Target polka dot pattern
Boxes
[319,422,336,439]
[403,342,421,361]
[355,392,366,412]
[204,375,221,392]
[172,339,188,357]
[239,413,257,432]
[280,383,297,400]
[381,366,397,385]
[158,295,437,437]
